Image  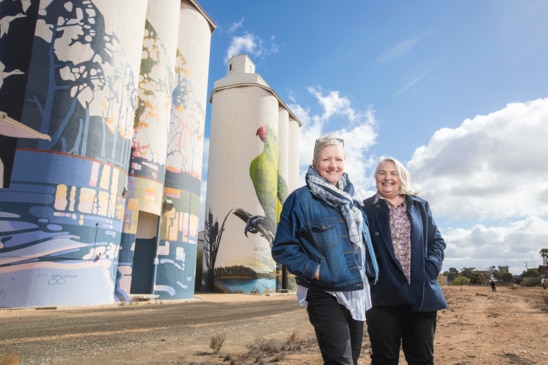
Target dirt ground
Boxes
[0,285,547,365]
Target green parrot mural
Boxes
[234,124,288,244]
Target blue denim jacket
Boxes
[272,186,375,292]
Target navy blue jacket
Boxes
[363,194,447,312]
[272,186,376,292]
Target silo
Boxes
[116,0,181,302]
[288,118,301,192]
[204,54,301,293]
[0,0,147,307]
[153,0,215,300]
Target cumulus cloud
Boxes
[224,20,279,63]
[407,98,548,274]
[288,87,378,194]
[443,216,548,273]
[225,33,258,62]
[408,98,548,221]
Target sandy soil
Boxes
[0,285,547,365]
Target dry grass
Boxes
[201,331,318,365]
[0,349,21,365]
[542,292,548,307]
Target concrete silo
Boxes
[118,0,215,302]
[204,54,301,294]
[0,0,215,308]
[154,0,216,300]
[0,0,148,307]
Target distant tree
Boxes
[539,248,548,266]
[459,267,486,285]
[520,276,540,287]
[452,276,471,286]
[442,267,459,276]
[521,268,539,278]
[442,267,459,283]
[499,271,514,284]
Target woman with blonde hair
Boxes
[272,136,378,365]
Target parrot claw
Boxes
[244,215,265,236]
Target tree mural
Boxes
[22,0,134,169]
[203,208,232,292]
[167,50,205,178]
[130,19,173,182]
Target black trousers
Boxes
[366,305,437,365]
[306,289,364,365]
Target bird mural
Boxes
[0,111,50,140]
[237,124,288,244]
[0,12,26,38]
[0,61,24,90]
[0,111,51,187]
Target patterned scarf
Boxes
[305,166,364,255]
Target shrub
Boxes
[520,277,540,287]
[209,333,226,355]
[452,276,471,286]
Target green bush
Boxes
[520,276,540,287]
[452,276,471,285]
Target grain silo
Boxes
[203,54,301,294]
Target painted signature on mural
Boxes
[48,273,77,286]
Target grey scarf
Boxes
[305,166,364,254]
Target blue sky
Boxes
[198,1,548,275]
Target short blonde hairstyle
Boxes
[313,136,344,161]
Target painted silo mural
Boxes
[0,0,215,308]
[203,54,301,294]
[0,0,147,307]
[116,0,180,302]
[154,1,213,300]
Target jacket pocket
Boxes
[425,257,440,283]
[309,220,338,249]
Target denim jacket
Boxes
[272,186,376,292]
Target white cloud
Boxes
[223,20,280,64]
[443,216,548,274]
[226,18,244,34]
[408,98,548,221]
[308,87,358,122]
[225,33,258,62]
[289,87,379,194]
[407,98,548,274]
